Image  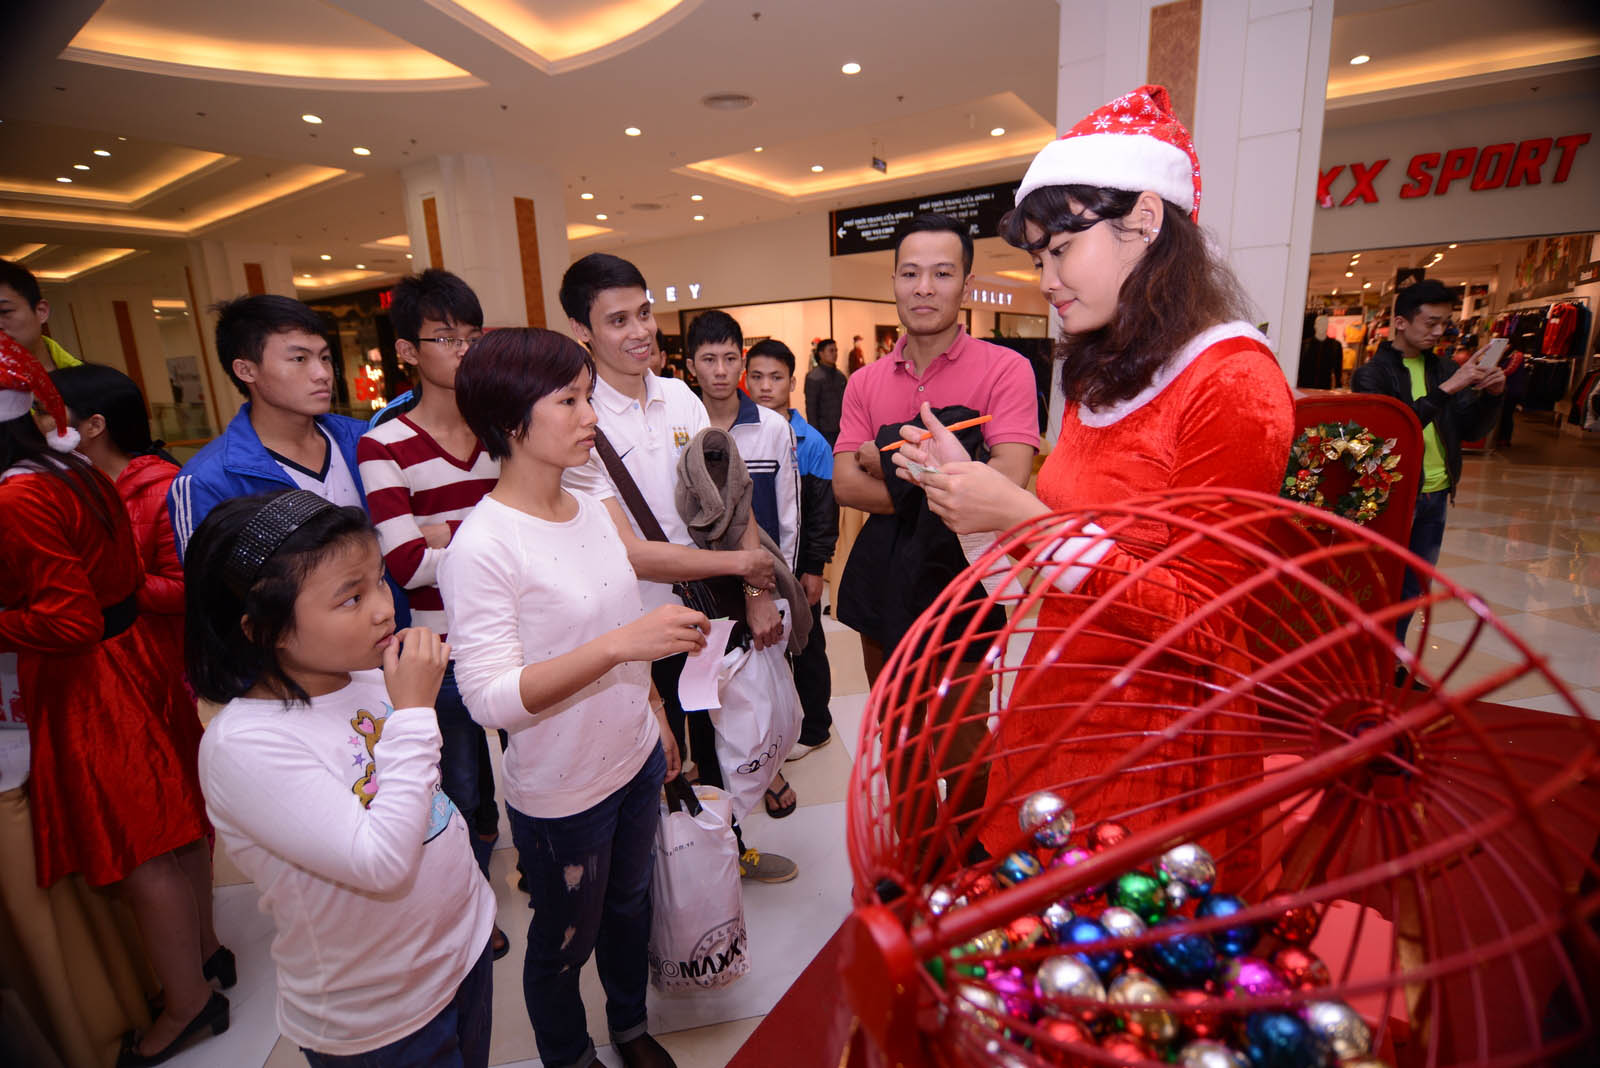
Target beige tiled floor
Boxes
[172,419,1599,1068]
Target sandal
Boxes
[763,776,797,819]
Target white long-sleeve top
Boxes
[439,490,659,818]
[198,672,495,1055]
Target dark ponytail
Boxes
[51,364,177,464]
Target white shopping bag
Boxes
[648,779,748,993]
[708,598,802,821]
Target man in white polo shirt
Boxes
[560,253,797,884]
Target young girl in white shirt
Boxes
[184,490,498,1067]
[441,328,708,1068]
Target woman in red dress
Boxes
[0,336,228,1065]
[891,86,1296,861]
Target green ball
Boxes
[1110,871,1167,924]
[927,956,947,987]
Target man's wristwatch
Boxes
[742,582,769,598]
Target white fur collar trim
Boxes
[1076,321,1269,427]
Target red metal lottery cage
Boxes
[840,489,1600,1067]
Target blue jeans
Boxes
[1397,489,1450,643]
[300,938,493,1068]
[508,744,665,1068]
[437,664,494,877]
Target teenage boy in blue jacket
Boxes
[169,295,369,559]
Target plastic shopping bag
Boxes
[709,598,802,821]
[648,778,748,993]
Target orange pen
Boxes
[880,413,994,451]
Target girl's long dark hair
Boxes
[51,364,178,465]
[184,493,376,706]
[1000,185,1251,411]
[0,414,121,531]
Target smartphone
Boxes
[1469,338,1509,371]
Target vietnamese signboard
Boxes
[829,181,1017,257]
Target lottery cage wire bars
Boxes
[839,488,1600,1067]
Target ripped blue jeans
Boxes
[506,744,665,1068]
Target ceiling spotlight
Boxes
[811,164,824,173]
[753,146,764,152]
[356,263,366,269]
[73,163,90,170]
[405,253,413,259]
[1350,55,1371,66]
[693,214,705,221]
[690,194,704,202]
[320,253,332,260]
[1448,243,1458,248]
[56,176,72,183]
[624,126,641,137]
[93,148,110,156]
[301,114,323,124]
[116,135,127,141]
[1362,282,1372,289]
[352,146,371,156]
[580,192,594,200]
[990,127,1005,137]
[841,62,861,75]
[596,213,608,220]
[1344,271,1354,277]
[301,273,312,278]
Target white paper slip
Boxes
[676,617,737,712]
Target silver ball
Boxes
[927,884,958,916]
[1099,906,1147,942]
[1164,878,1193,911]
[1034,954,1106,1010]
[1018,790,1075,849]
[1157,842,1216,894]
[1304,999,1372,1060]
[1041,902,1074,938]
[1178,1040,1250,1068]
[953,982,1008,1032]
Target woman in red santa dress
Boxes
[0,334,229,1066]
[892,85,1296,863]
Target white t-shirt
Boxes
[198,672,496,1055]
[562,371,709,611]
[269,428,363,509]
[439,491,660,818]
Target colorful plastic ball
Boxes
[1157,843,1217,895]
[1177,1040,1250,1068]
[1173,988,1223,1040]
[1107,970,1179,1045]
[927,884,959,916]
[1110,871,1167,925]
[1303,1000,1372,1060]
[1244,1010,1330,1068]
[1032,1016,1096,1064]
[953,982,1010,1034]
[966,873,999,900]
[996,850,1044,887]
[1040,902,1075,941]
[1062,916,1121,979]
[1271,946,1331,990]
[1090,821,1130,852]
[1164,878,1195,913]
[1267,894,1321,945]
[1220,956,1289,999]
[1005,914,1049,951]
[1100,1033,1159,1061]
[1099,905,1147,946]
[1034,955,1107,1020]
[1147,918,1220,986]
[946,941,988,980]
[1018,790,1076,849]
[1195,894,1260,956]
[1048,847,1105,902]
[986,965,1037,1021]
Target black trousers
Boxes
[791,599,832,744]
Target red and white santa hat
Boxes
[0,330,81,452]
[1015,84,1202,221]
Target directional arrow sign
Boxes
[828,180,1018,257]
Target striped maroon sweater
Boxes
[357,416,499,636]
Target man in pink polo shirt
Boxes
[833,213,1038,845]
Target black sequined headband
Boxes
[223,490,339,598]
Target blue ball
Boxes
[1196,894,1261,957]
[1062,916,1120,979]
[1244,1011,1331,1068]
[1146,917,1219,986]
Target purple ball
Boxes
[1221,956,1290,1000]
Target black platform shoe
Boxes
[116,991,230,1066]
[202,946,237,989]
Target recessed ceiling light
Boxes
[1350,54,1371,65]
[690,194,704,202]
[405,253,413,259]
[841,62,861,75]
[301,273,312,278]
[320,253,332,261]
[624,126,642,137]
[116,135,127,141]
[1363,282,1372,289]
[811,164,824,173]
[356,263,366,269]
[73,163,90,170]
[753,146,764,153]
[580,192,594,200]
[1344,271,1354,277]
[301,114,323,124]
[352,146,371,156]
[56,176,72,183]
[93,148,110,157]
[693,214,704,221]
[596,213,608,220]
[990,127,1007,137]
[1448,243,1458,248]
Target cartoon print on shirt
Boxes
[347,703,458,842]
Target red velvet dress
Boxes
[0,466,207,887]
[979,326,1296,863]
[114,455,195,735]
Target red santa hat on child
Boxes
[1015,84,1202,221]
[0,330,81,452]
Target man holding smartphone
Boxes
[1351,279,1505,643]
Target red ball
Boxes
[1032,1016,1096,1064]
[1271,946,1331,990]
[1173,987,1224,1039]
[1005,914,1049,951]
[967,873,998,900]
[1091,822,1131,852]
[1266,894,1321,945]
[1100,1032,1158,1061]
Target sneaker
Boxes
[785,734,833,762]
[739,848,798,883]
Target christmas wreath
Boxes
[1280,421,1402,526]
